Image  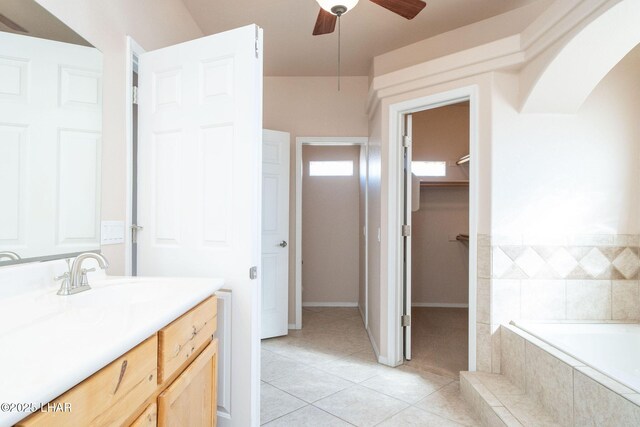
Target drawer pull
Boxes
[114,360,128,394]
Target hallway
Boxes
[260,307,478,426]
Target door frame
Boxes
[295,136,369,330]
[124,36,145,276]
[387,86,479,370]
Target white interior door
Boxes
[137,25,263,426]
[403,114,413,361]
[261,129,290,339]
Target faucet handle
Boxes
[55,271,72,296]
[79,268,96,286]
[54,271,70,282]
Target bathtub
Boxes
[512,322,640,393]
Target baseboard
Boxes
[287,323,299,330]
[412,303,469,308]
[364,325,390,365]
[302,302,359,307]
[358,304,365,326]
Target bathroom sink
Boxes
[0,275,224,427]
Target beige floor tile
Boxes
[305,306,361,319]
[317,354,392,383]
[415,382,480,426]
[350,347,378,363]
[261,382,307,425]
[263,405,352,426]
[377,405,466,426]
[360,365,452,403]
[261,308,478,427]
[269,365,354,403]
[314,385,409,427]
[268,338,354,366]
[497,394,562,427]
[474,372,524,397]
[262,349,309,382]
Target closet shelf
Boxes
[420,180,469,188]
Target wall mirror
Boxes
[0,0,103,266]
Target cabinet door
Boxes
[158,339,218,427]
[130,403,157,427]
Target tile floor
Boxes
[260,307,478,426]
[406,307,469,379]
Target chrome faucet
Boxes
[56,253,109,296]
[0,251,21,261]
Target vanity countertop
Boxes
[0,275,224,426]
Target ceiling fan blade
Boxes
[369,0,427,20]
[312,8,337,36]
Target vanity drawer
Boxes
[158,296,217,383]
[19,335,157,427]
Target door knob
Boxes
[279,240,288,248]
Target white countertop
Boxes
[0,275,224,426]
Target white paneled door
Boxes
[261,130,290,339]
[137,25,263,426]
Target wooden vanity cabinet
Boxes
[157,339,218,427]
[17,296,218,427]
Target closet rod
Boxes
[456,154,470,165]
[456,234,469,242]
[420,180,469,188]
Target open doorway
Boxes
[403,102,470,378]
[387,87,478,375]
[294,137,369,329]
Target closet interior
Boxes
[407,101,470,379]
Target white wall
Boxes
[359,141,367,317]
[34,0,203,274]
[367,104,383,355]
[492,44,640,237]
[263,76,369,324]
[301,145,361,305]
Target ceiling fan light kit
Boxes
[316,0,360,15]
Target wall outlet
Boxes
[101,221,125,245]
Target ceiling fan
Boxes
[313,0,427,35]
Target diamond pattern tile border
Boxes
[491,244,640,280]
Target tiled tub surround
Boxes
[475,234,640,373]
[514,322,640,394]
[461,325,640,426]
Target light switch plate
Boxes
[101,221,125,245]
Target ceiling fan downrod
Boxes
[334,6,345,91]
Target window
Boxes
[412,161,446,177]
[309,161,354,177]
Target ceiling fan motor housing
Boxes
[331,5,348,16]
